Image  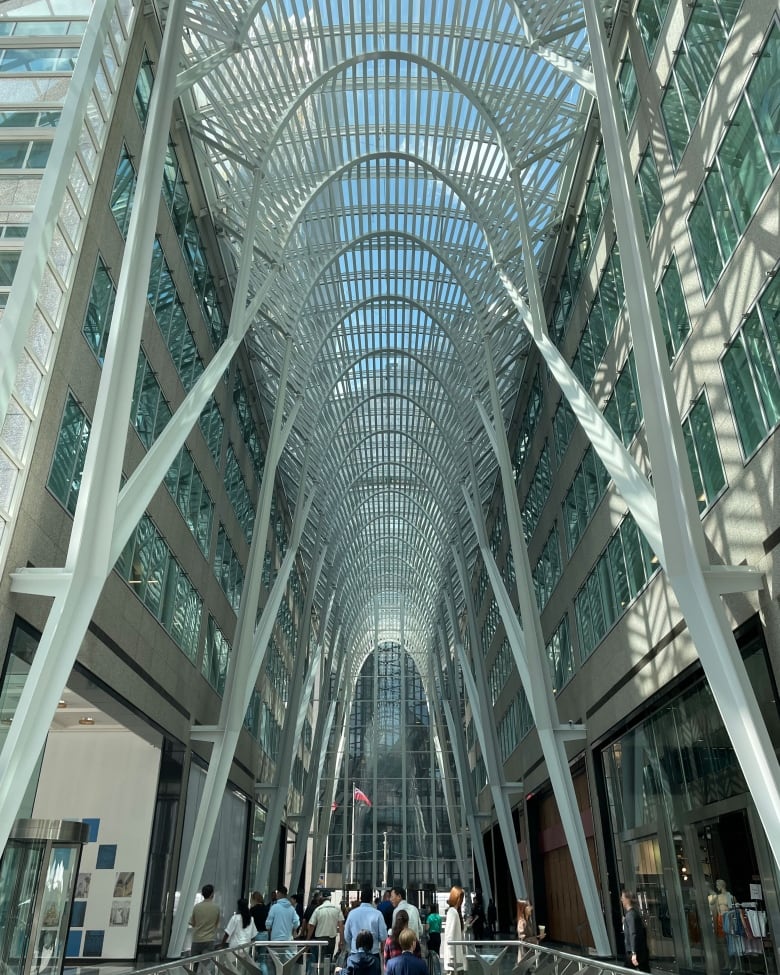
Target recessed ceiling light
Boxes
[57,700,67,709]
[78,716,95,726]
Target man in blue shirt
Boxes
[266,886,300,940]
[344,885,387,954]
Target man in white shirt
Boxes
[308,891,342,958]
[390,886,422,938]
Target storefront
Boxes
[600,620,780,975]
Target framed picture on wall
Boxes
[113,872,134,897]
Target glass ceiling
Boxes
[172,0,599,673]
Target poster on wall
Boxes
[75,873,91,898]
[109,901,131,927]
[113,872,134,898]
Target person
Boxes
[426,903,442,954]
[222,898,258,948]
[378,890,395,928]
[384,910,422,964]
[267,885,300,940]
[308,891,343,959]
[346,929,382,975]
[385,929,428,975]
[621,891,650,972]
[189,884,221,964]
[487,900,497,939]
[516,899,544,964]
[390,886,422,938]
[470,892,485,941]
[251,891,269,941]
[441,886,464,974]
[344,884,388,954]
[292,894,304,931]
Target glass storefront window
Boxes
[602,629,780,975]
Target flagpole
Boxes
[350,782,356,885]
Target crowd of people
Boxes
[190,880,651,974]
[187,882,505,972]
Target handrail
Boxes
[448,939,635,975]
[118,939,330,975]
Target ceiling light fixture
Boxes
[78,716,95,726]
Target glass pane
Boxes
[688,194,723,296]
[748,23,780,169]
[719,98,770,232]
[722,333,767,456]
[689,394,726,505]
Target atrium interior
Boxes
[0,0,778,971]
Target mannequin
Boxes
[716,879,735,916]
[715,879,740,965]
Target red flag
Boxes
[353,786,372,808]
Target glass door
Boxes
[692,810,776,975]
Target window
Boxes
[202,616,230,694]
[575,513,657,659]
[110,145,136,237]
[0,110,60,127]
[116,514,202,660]
[546,615,575,692]
[683,390,726,511]
[635,148,662,240]
[0,48,78,72]
[513,370,543,477]
[553,396,577,464]
[660,0,741,165]
[722,275,780,458]
[165,446,214,555]
[572,242,624,390]
[688,22,779,288]
[233,372,264,481]
[0,140,51,168]
[562,445,610,553]
[225,445,255,543]
[133,51,154,126]
[532,525,562,610]
[131,353,171,449]
[0,251,20,304]
[656,256,691,361]
[147,240,204,391]
[199,400,224,466]
[522,442,552,540]
[489,637,514,705]
[48,393,90,515]
[82,256,116,363]
[604,350,643,447]
[214,523,244,613]
[635,0,672,63]
[618,53,639,128]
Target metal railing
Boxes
[116,939,331,975]
[449,939,637,975]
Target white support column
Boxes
[579,0,780,870]
[169,470,314,957]
[445,560,528,901]
[461,439,609,953]
[0,0,188,855]
[0,0,116,426]
[289,620,344,891]
[254,531,329,893]
[429,633,480,894]
[310,668,353,893]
